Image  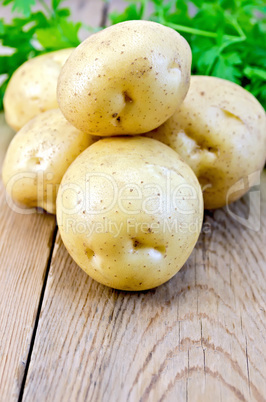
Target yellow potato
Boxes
[2,109,96,214]
[57,136,203,291]
[4,48,74,131]
[57,20,191,136]
[146,76,266,209]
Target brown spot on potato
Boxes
[28,156,43,167]
[123,91,133,103]
[84,248,95,258]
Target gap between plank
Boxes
[18,225,58,402]
[100,0,110,27]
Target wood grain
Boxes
[0,113,56,400]
[0,1,104,400]
[1,0,266,401]
[63,0,106,40]
[23,172,266,401]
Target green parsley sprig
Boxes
[0,0,83,109]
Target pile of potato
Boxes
[2,21,266,290]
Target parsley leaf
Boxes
[3,0,36,18]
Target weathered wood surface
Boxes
[0,0,266,401]
[0,113,56,401]
[0,1,103,400]
[22,172,266,402]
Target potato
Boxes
[146,76,266,209]
[57,20,191,136]
[57,136,203,291]
[4,48,74,131]
[2,109,96,214]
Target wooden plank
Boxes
[0,1,104,399]
[1,1,265,400]
[64,0,104,25]
[23,171,266,401]
[63,0,106,40]
[0,112,56,400]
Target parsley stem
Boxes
[139,0,148,19]
[163,18,246,78]
[205,36,246,76]
[164,21,243,42]
[225,13,246,40]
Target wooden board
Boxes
[0,1,102,400]
[0,113,56,400]
[0,0,266,401]
[22,172,266,402]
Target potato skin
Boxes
[146,76,266,209]
[57,136,203,291]
[4,48,74,131]
[2,109,95,214]
[57,20,191,136]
